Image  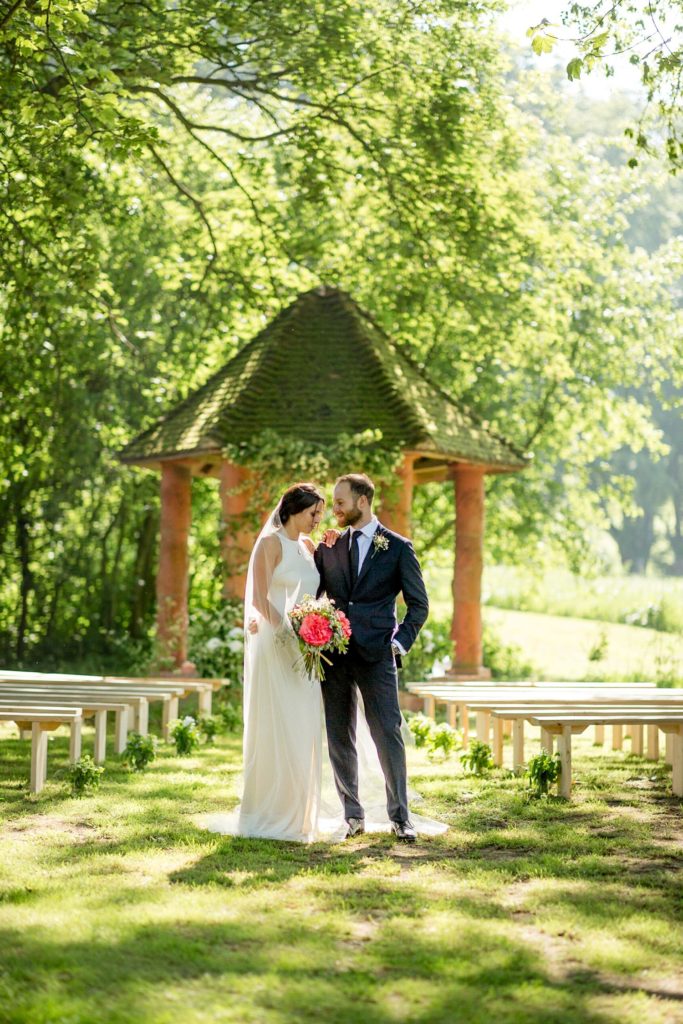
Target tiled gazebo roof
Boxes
[120,287,528,472]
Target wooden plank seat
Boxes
[523,711,683,798]
[0,678,190,739]
[0,707,83,793]
[0,691,130,760]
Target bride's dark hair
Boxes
[277,482,325,525]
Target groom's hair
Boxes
[278,482,325,525]
[336,473,375,505]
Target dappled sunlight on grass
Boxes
[2,725,683,1023]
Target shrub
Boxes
[67,755,104,797]
[188,601,245,681]
[170,716,201,756]
[482,623,536,680]
[217,701,242,733]
[124,732,158,772]
[428,722,462,760]
[198,715,219,745]
[460,741,494,775]
[525,751,562,797]
[406,712,434,748]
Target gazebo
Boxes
[120,286,529,677]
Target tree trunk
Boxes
[15,506,32,661]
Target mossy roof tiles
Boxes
[120,287,528,471]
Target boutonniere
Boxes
[371,532,389,557]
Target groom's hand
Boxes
[322,529,341,548]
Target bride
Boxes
[202,481,445,843]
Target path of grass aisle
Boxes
[1,726,683,1024]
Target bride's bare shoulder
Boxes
[301,536,316,555]
[255,533,282,561]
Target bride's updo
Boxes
[277,482,325,525]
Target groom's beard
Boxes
[335,504,362,528]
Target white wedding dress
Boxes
[200,527,447,843]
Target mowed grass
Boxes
[2,715,683,1024]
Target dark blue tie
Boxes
[350,530,361,585]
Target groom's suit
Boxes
[314,520,429,823]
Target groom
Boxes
[315,473,429,842]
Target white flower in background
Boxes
[228,639,244,653]
[182,716,195,727]
[429,659,444,678]
[206,637,222,652]
[228,626,244,638]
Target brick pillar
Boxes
[378,453,415,538]
[219,461,253,600]
[451,467,489,678]
[156,462,192,667]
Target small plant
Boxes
[170,716,201,756]
[460,741,494,776]
[198,715,219,745]
[407,712,434,748]
[588,630,608,663]
[66,755,104,797]
[428,722,462,760]
[124,732,158,772]
[216,701,242,732]
[525,751,562,797]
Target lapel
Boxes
[353,523,386,592]
[336,528,352,592]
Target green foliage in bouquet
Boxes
[460,741,494,776]
[124,732,158,772]
[526,751,562,797]
[170,716,201,756]
[67,755,104,797]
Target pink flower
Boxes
[336,611,352,639]
[299,613,333,647]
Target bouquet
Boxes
[288,595,352,681]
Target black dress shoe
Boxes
[345,817,365,838]
[391,820,417,843]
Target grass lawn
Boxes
[483,607,683,683]
[2,716,683,1024]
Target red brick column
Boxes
[451,467,488,676]
[378,453,415,538]
[219,461,253,600]
[156,462,192,667]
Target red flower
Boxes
[299,613,333,647]
[336,611,352,639]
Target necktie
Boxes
[350,530,361,584]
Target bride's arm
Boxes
[250,535,283,629]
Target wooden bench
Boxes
[0,691,130,760]
[0,707,83,793]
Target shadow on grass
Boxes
[0,917,621,1024]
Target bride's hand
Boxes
[247,618,258,634]
[322,528,341,548]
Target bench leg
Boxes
[541,728,554,754]
[631,724,643,756]
[512,720,525,773]
[476,711,490,744]
[198,688,212,716]
[424,696,436,718]
[69,716,82,763]
[665,733,673,766]
[647,725,659,761]
[671,731,683,797]
[135,699,149,736]
[623,724,632,740]
[594,724,605,746]
[447,702,457,729]
[461,705,469,748]
[94,710,107,764]
[162,696,179,742]
[503,719,512,738]
[492,718,504,767]
[115,708,129,754]
[558,724,572,799]
[612,724,623,751]
[30,723,49,794]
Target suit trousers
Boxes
[321,649,409,823]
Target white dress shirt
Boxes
[349,517,406,656]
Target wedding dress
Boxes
[200,515,447,843]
